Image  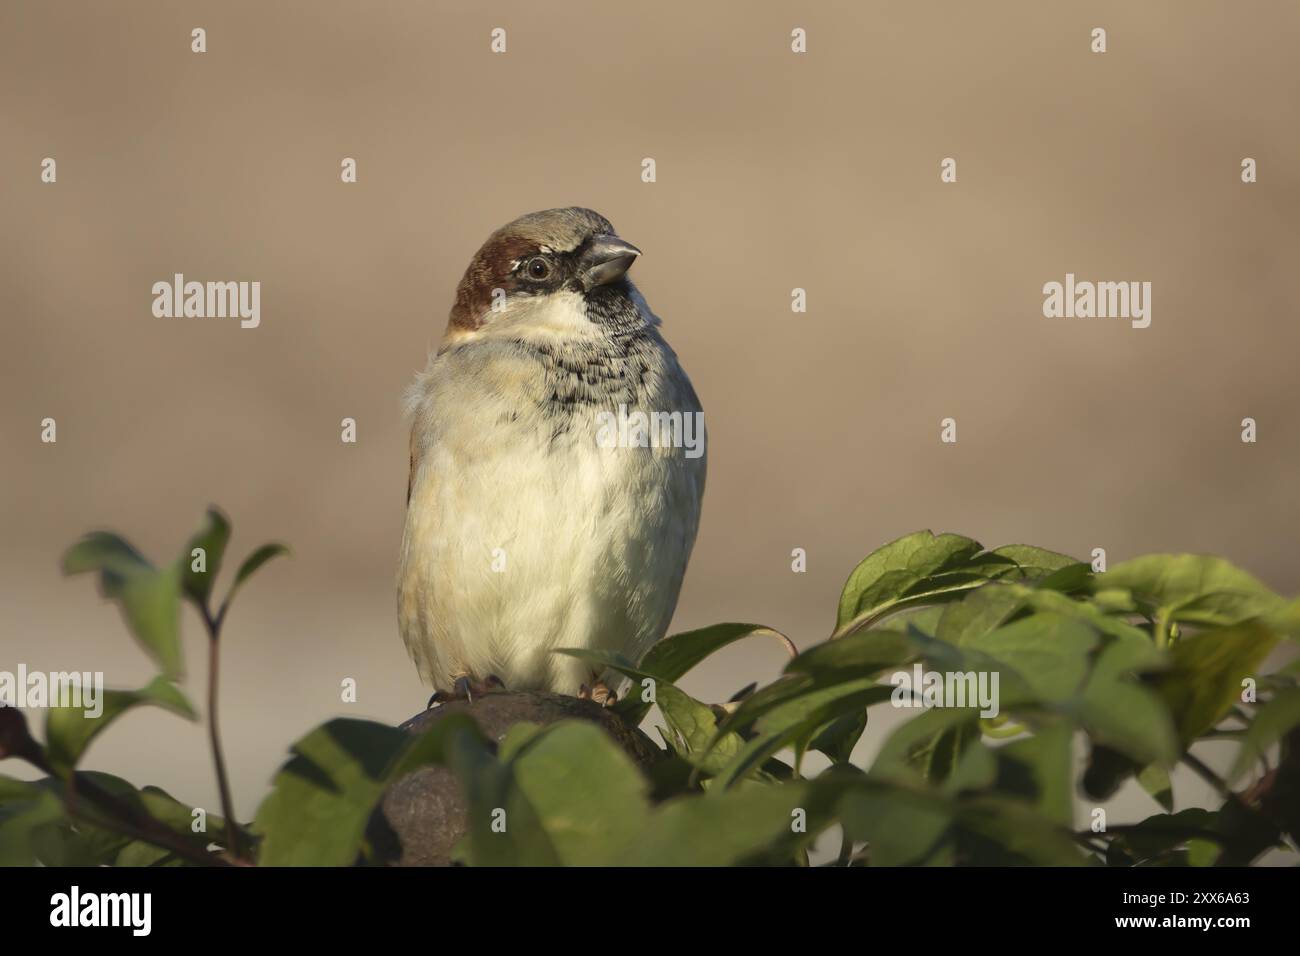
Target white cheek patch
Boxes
[485,290,599,343]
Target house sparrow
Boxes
[398,208,706,704]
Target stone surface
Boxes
[370,690,659,866]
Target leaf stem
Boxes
[201,604,242,860]
[1182,750,1231,798]
[835,827,854,866]
[980,718,1026,739]
[1154,608,1173,648]
[18,741,230,867]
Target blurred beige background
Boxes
[2,1,1298,840]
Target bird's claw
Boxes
[577,680,618,708]
[428,674,505,707]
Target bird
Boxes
[398,207,706,705]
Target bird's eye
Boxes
[525,257,551,280]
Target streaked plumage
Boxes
[398,208,705,696]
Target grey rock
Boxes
[370,690,659,866]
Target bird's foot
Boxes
[577,680,618,708]
[427,674,505,707]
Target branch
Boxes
[2,707,230,867]
[200,603,242,859]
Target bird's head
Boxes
[443,207,643,343]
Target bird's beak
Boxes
[579,235,641,290]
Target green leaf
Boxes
[63,532,184,680]
[656,685,745,774]
[840,572,997,638]
[1104,554,1284,630]
[499,722,650,866]
[182,507,231,607]
[936,584,1027,645]
[871,706,985,784]
[497,722,545,761]
[1153,621,1278,744]
[114,842,187,867]
[879,604,947,638]
[1264,598,1300,640]
[714,682,895,788]
[1106,808,1222,865]
[253,715,482,866]
[810,710,868,764]
[625,782,827,866]
[789,628,917,681]
[446,721,557,866]
[136,782,230,841]
[1,772,224,867]
[450,720,659,867]
[1000,720,1075,825]
[1228,686,1300,783]
[852,765,1076,866]
[44,677,197,777]
[909,721,980,787]
[1138,764,1174,812]
[901,629,1040,712]
[719,629,922,752]
[117,564,184,679]
[219,543,289,619]
[1033,591,1153,645]
[973,581,1151,646]
[1092,588,1139,614]
[943,739,999,794]
[988,545,1083,581]
[62,531,150,577]
[839,787,953,866]
[1034,563,1095,593]
[29,817,133,866]
[636,623,792,681]
[616,623,792,723]
[953,796,1085,865]
[110,783,232,866]
[712,674,817,737]
[65,773,220,865]
[0,776,65,866]
[835,531,984,634]
[1186,838,1220,867]
[964,612,1098,703]
[554,647,750,778]
[1075,641,1178,768]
